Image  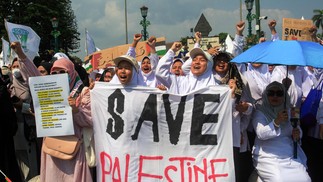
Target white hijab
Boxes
[169,58,216,94]
[109,67,146,86]
[139,55,159,88]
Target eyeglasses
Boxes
[39,70,47,74]
[267,90,284,97]
[51,70,68,75]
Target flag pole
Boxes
[85,28,88,56]
[0,169,12,182]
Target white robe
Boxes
[156,49,216,94]
[252,110,310,182]
[239,63,271,103]
[127,46,160,88]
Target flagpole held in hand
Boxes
[0,169,12,182]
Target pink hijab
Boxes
[50,58,79,91]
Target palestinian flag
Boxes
[0,170,12,182]
[155,40,166,56]
[145,40,166,56]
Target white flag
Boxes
[224,34,234,54]
[85,29,98,55]
[1,38,10,65]
[5,20,41,61]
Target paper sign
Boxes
[29,74,74,137]
[282,18,313,41]
[187,37,220,51]
[84,37,166,72]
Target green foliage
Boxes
[0,0,80,58]
[180,36,189,46]
[244,34,258,50]
[218,32,228,44]
[312,9,323,35]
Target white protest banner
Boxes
[91,83,234,182]
[29,74,74,137]
[5,20,40,61]
[1,38,10,66]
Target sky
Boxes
[71,0,322,59]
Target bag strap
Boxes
[317,79,323,90]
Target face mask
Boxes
[12,68,22,78]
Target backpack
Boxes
[300,79,323,127]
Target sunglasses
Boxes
[51,70,68,75]
[39,70,47,74]
[267,90,284,97]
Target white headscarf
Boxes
[256,81,290,122]
[169,55,216,94]
[139,56,158,87]
[109,67,146,86]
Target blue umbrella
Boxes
[232,40,323,159]
[231,40,323,68]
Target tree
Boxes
[0,0,80,59]
[218,32,228,44]
[312,9,323,36]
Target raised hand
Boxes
[131,33,142,48]
[207,46,220,56]
[10,41,27,59]
[171,42,182,53]
[134,34,142,42]
[236,21,245,36]
[268,20,277,30]
[195,32,202,44]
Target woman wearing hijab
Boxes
[156,42,216,94]
[99,67,115,82]
[37,61,53,76]
[126,34,160,88]
[9,57,40,181]
[271,65,309,108]
[252,81,310,182]
[211,52,255,182]
[109,55,146,86]
[0,71,22,182]
[171,58,184,76]
[10,42,93,182]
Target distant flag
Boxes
[155,40,166,56]
[1,37,10,65]
[224,34,234,54]
[83,61,93,72]
[85,29,100,55]
[83,56,93,72]
[4,19,40,61]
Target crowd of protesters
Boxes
[1,19,323,182]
